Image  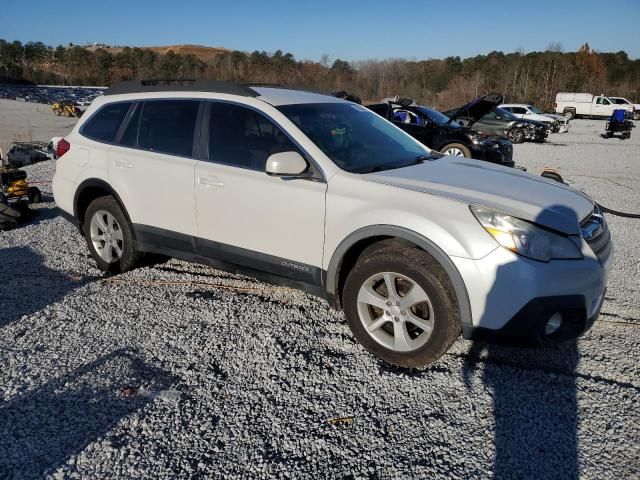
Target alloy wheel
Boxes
[444,147,465,157]
[356,272,435,352]
[89,210,123,263]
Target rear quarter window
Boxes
[80,102,131,143]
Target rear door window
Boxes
[120,100,200,157]
[81,102,131,143]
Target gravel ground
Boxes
[0,99,78,156]
[0,114,638,479]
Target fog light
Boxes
[545,313,563,335]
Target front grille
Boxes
[581,205,611,264]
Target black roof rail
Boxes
[105,79,259,97]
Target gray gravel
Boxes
[0,118,639,479]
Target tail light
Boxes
[553,102,557,109]
[56,138,70,158]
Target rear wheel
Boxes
[440,143,471,158]
[563,109,575,120]
[84,196,141,273]
[343,247,460,368]
[508,128,525,144]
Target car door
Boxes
[107,99,200,251]
[593,97,610,117]
[194,101,326,284]
[390,108,434,147]
[476,111,506,136]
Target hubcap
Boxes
[90,210,123,263]
[444,147,464,157]
[356,272,435,352]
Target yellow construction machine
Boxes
[52,102,82,118]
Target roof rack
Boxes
[105,79,259,97]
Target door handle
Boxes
[199,176,224,187]
[114,158,132,168]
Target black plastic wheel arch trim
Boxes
[326,225,473,325]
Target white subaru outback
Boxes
[53,80,612,367]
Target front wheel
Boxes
[440,143,471,157]
[508,128,525,144]
[343,247,460,368]
[84,196,141,273]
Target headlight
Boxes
[470,135,499,148]
[470,206,583,262]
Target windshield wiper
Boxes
[359,155,436,174]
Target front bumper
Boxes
[471,142,514,167]
[452,238,612,346]
[462,292,605,346]
[524,127,548,141]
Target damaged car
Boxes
[444,93,548,144]
[367,97,514,167]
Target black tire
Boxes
[508,128,525,144]
[83,196,141,273]
[440,143,471,158]
[27,186,42,204]
[563,109,575,120]
[343,247,460,368]
[633,111,640,121]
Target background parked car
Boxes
[367,99,514,166]
[443,94,547,144]
[608,96,640,120]
[554,92,633,119]
[499,103,570,133]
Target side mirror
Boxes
[265,151,309,177]
[525,111,530,115]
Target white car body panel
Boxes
[499,104,556,124]
[195,159,326,267]
[107,145,197,237]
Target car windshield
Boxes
[278,103,431,173]
[417,107,461,128]
[529,105,544,114]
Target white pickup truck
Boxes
[554,93,633,119]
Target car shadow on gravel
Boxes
[0,246,94,328]
[0,349,176,479]
[463,341,579,479]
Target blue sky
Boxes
[1,0,639,61]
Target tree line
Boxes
[1,39,639,109]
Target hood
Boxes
[444,93,504,127]
[519,118,548,128]
[545,113,567,122]
[363,158,593,235]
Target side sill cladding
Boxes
[326,225,473,326]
